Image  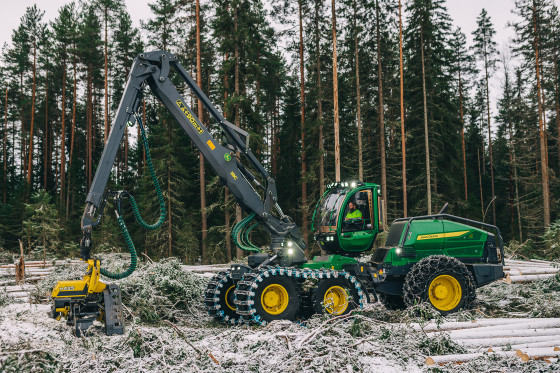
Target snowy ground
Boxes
[1,257,560,372]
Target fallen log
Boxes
[508,274,557,283]
[454,335,560,348]
[441,327,560,340]
[426,347,560,365]
[481,341,560,351]
[412,317,559,332]
[1,285,36,293]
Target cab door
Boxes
[338,188,378,253]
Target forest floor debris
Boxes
[0,257,559,372]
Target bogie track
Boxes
[220,266,366,325]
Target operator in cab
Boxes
[345,201,362,220]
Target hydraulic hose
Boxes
[100,115,166,279]
[232,212,262,252]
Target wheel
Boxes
[204,271,241,324]
[311,277,360,316]
[377,293,405,310]
[252,275,300,323]
[403,255,476,315]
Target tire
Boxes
[252,275,300,323]
[205,271,241,324]
[377,293,406,310]
[311,277,360,316]
[215,276,239,322]
[403,255,476,315]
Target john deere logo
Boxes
[224,153,232,161]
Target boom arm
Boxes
[80,51,305,260]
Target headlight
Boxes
[351,182,356,187]
[395,248,402,255]
[287,241,293,247]
[288,248,294,255]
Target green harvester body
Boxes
[305,181,504,300]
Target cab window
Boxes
[342,190,373,232]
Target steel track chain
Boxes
[233,266,366,325]
[204,270,242,324]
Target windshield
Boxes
[313,188,348,230]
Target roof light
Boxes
[351,182,356,188]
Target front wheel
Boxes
[252,275,300,323]
[403,255,476,315]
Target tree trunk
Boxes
[508,119,522,241]
[554,55,560,173]
[375,0,387,226]
[20,73,25,181]
[420,30,431,215]
[66,51,77,219]
[104,6,109,145]
[234,5,243,260]
[399,0,407,217]
[142,99,146,167]
[298,0,308,247]
[223,47,232,261]
[3,88,7,204]
[43,67,48,191]
[87,67,93,189]
[27,41,37,187]
[167,120,172,258]
[332,0,340,182]
[483,48,496,225]
[459,67,467,201]
[532,0,550,228]
[196,0,208,263]
[60,58,66,210]
[315,0,324,195]
[478,149,484,219]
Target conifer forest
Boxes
[1,0,560,264]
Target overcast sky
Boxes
[0,0,557,125]
[0,0,523,59]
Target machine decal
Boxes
[230,171,238,180]
[224,153,232,161]
[417,231,469,240]
[207,140,216,150]
[176,99,204,134]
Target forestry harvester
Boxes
[49,51,504,336]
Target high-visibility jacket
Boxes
[345,209,362,219]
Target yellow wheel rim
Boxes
[323,286,349,315]
[261,284,289,315]
[224,285,236,311]
[428,275,462,311]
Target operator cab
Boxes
[312,181,383,256]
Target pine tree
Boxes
[52,3,76,211]
[22,190,61,261]
[77,5,103,190]
[450,27,474,202]
[22,6,45,189]
[405,0,460,215]
[332,0,341,182]
[511,0,552,228]
[473,8,499,225]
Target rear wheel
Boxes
[403,255,475,315]
[311,277,360,316]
